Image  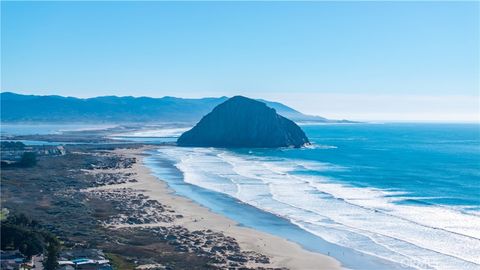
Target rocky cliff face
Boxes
[177,96,309,148]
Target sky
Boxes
[1,1,479,122]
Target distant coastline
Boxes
[0,92,351,124]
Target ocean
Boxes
[2,122,478,269]
[145,123,480,270]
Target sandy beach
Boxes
[88,146,342,270]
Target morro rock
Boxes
[177,96,310,148]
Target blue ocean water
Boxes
[245,123,480,211]
[298,123,480,210]
[5,123,477,269]
[147,123,480,270]
[0,123,116,136]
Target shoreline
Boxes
[3,124,479,269]
[142,147,415,270]
[98,146,342,270]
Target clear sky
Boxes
[1,1,479,122]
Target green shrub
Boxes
[19,152,37,167]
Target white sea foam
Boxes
[58,124,118,132]
[111,127,190,138]
[155,147,480,270]
[303,143,338,149]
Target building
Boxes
[58,249,112,270]
[0,250,25,270]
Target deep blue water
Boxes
[3,123,479,269]
[248,123,480,210]
[148,123,480,270]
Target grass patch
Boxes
[0,208,9,221]
[105,253,136,270]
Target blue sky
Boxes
[1,1,479,121]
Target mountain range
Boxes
[0,92,347,123]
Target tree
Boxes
[1,222,44,258]
[1,141,25,149]
[1,213,61,265]
[20,232,44,258]
[43,238,60,270]
[19,152,37,167]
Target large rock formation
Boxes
[177,96,310,148]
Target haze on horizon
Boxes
[1,1,479,122]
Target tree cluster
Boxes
[1,213,60,270]
[0,141,26,150]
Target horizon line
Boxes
[2,91,478,124]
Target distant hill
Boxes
[0,92,343,123]
[178,96,310,148]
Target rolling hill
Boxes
[0,92,342,123]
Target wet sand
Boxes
[90,147,342,270]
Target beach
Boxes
[88,146,342,270]
[2,123,479,270]
[142,123,480,270]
